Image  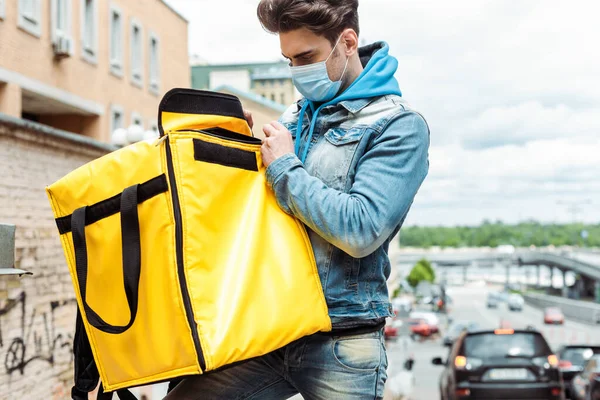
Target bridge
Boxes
[395,249,600,301]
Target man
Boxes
[166,0,429,398]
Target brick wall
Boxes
[0,114,112,400]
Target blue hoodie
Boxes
[295,41,402,163]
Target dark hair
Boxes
[257,0,360,45]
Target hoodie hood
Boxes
[295,41,402,162]
[335,41,402,103]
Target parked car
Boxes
[544,307,565,325]
[432,328,564,399]
[443,321,481,347]
[507,294,524,311]
[486,293,499,309]
[557,346,600,399]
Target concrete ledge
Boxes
[523,292,600,325]
[0,112,117,153]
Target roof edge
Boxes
[160,0,189,23]
[0,112,117,153]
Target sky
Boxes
[166,0,600,227]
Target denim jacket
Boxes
[265,94,430,329]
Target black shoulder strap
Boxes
[71,308,99,400]
[97,383,138,400]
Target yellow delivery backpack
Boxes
[46,88,331,396]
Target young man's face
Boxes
[280,27,348,82]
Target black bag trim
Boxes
[56,174,168,235]
[158,88,246,137]
[72,184,141,334]
[194,139,259,172]
[165,136,206,371]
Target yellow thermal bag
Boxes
[46,89,331,394]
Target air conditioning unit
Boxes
[53,35,72,59]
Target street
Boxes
[389,283,600,399]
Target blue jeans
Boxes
[164,330,388,400]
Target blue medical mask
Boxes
[290,36,349,103]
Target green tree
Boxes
[406,260,435,288]
[416,258,435,282]
[398,222,600,248]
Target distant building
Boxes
[191,61,299,107]
[0,0,189,142]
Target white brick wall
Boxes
[0,118,108,400]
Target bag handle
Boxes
[71,185,141,334]
[158,88,252,138]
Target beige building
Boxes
[0,0,189,143]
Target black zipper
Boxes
[165,136,206,371]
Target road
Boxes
[392,283,600,400]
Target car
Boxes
[410,311,440,334]
[384,317,400,340]
[431,328,564,399]
[507,294,524,311]
[443,321,481,347]
[569,354,600,400]
[486,293,499,309]
[408,318,432,339]
[544,307,565,325]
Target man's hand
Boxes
[243,109,254,129]
[262,121,294,168]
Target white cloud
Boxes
[407,138,600,226]
[166,0,600,226]
[460,102,600,149]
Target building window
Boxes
[130,19,143,88]
[18,0,42,37]
[280,93,285,104]
[110,104,124,135]
[149,32,160,95]
[51,0,72,48]
[131,112,143,128]
[109,3,123,77]
[270,94,276,102]
[81,0,97,64]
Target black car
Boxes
[432,328,564,399]
[443,321,481,347]
[556,345,600,398]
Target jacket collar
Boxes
[296,97,375,115]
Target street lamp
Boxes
[0,224,32,277]
[111,124,159,147]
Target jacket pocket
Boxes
[310,127,365,191]
[324,126,365,146]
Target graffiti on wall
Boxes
[0,291,76,375]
